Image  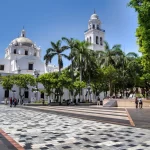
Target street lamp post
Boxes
[17,66,21,104]
[33,69,40,101]
[72,71,77,103]
[87,84,92,102]
[48,68,51,104]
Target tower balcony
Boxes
[84,28,105,33]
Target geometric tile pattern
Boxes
[0,129,24,150]
[24,106,131,126]
[0,105,150,150]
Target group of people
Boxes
[135,97,143,109]
[10,97,18,107]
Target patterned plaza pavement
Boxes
[0,105,150,150]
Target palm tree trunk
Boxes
[79,54,82,101]
[59,66,61,75]
[58,54,61,75]
[71,58,74,102]
[19,87,21,105]
[109,80,112,96]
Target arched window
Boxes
[100,37,103,46]
[87,38,89,42]
[97,25,99,30]
[14,49,16,54]
[90,37,91,43]
[41,93,44,99]
[96,36,99,44]
[4,90,9,98]
[25,50,28,55]
[24,91,29,98]
[93,24,95,29]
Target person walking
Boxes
[100,98,103,105]
[14,98,17,107]
[139,97,143,109]
[97,97,100,106]
[12,98,15,106]
[10,97,12,107]
[135,97,138,109]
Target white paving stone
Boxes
[0,105,150,150]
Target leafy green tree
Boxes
[115,52,140,96]
[128,0,150,71]
[91,68,106,98]
[1,75,14,92]
[102,65,117,96]
[97,41,123,67]
[140,73,150,98]
[38,71,72,103]
[44,40,69,74]
[57,71,72,102]
[72,40,91,99]
[38,73,57,102]
[73,81,86,98]
[62,37,77,76]
[72,40,91,80]
[13,74,36,101]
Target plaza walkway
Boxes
[22,106,133,126]
[0,105,150,150]
[128,108,150,129]
[0,130,23,150]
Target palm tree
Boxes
[44,40,69,74]
[73,40,91,100]
[82,49,97,84]
[73,41,91,80]
[114,51,139,97]
[97,41,123,67]
[96,41,124,96]
[62,37,78,100]
[62,37,77,76]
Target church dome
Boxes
[90,13,99,20]
[10,29,34,47]
[11,37,33,46]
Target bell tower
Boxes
[84,11,105,51]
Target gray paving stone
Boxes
[0,105,150,150]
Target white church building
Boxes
[0,11,105,103]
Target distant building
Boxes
[0,29,58,103]
[0,12,105,103]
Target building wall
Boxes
[84,29,105,51]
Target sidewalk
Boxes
[0,130,24,150]
[127,108,150,129]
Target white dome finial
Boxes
[21,27,26,37]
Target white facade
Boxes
[84,12,105,51]
[0,12,106,103]
[0,29,59,103]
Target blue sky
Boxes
[0,0,138,67]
